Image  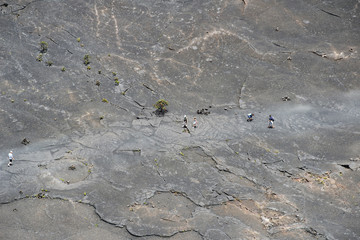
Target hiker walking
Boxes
[182,115,191,133]
[8,150,14,167]
[247,113,254,122]
[268,115,275,128]
[193,117,198,128]
[183,115,188,128]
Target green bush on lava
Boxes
[36,53,43,62]
[154,99,169,113]
[83,54,91,65]
[39,41,48,53]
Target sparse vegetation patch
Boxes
[83,54,91,65]
[36,53,43,62]
[39,41,48,53]
[154,99,169,116]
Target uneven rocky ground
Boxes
[0,0,359,239]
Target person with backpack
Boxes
[247,113,254,122]
[183,115,188,128]
[268,115,275,128]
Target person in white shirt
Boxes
[8,151,14,167]
[193,117,198,128]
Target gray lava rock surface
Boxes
[0,0,359,239]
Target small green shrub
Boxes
[154,99,169,114]
[77,37,81,42]
[114,80,119,85]
[102,98,108,103]
[40,41,48,53]
[87,65,91,70]
[98,70,102,74]
[46,61,53,66]
[112,72,116,76]
[61,67,66,72]
[83,54,91,65]
[36,53,43,62]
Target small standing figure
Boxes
[268,115,275,128]
[247,113,254,122]
[183,115,188,128]
[8,150,14,167]
[193,117,198,128]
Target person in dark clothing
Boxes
[247,113,254,122]
[183,115,188,128]
[268,115,275,128]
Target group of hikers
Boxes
[182,113,275,131]
[182,115,197,129]
[7,114,274,167]
[247,113,275,128]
